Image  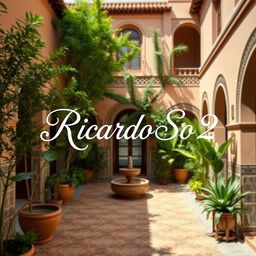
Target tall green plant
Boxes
[105,29,188,121]
[176,118,233,185]
[48,77,95,173]
[0,7,71,254]
[56,0,139,102]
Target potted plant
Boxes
[188,175,204,200]
[154,152,172,185]
[0,6,70,251]
[200,175,250,241]
[12,13,71,244]
[157,131,189,184]
[5,231,36,256]
[176,118,234,186]
[57,166,86,205]
[173,153,190,184]
[75,142,106,183]
[45,173,63,206]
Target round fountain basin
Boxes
[111,178,149,199]
[119,168,141,177]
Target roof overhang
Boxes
[66,1,172,15]
[102,1,172,14]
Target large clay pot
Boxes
[86,169,94,183]
[18,204,61,244]
[174,168,189,184]
[217,212,236,231]
[58,184,75,205]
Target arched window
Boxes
[119,28,141,69]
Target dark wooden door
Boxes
[113,110,146,175]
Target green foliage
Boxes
[47,77,95,172]
[74,141,106,173]
[56,0,139,102]
[43,150,59,162]
[188,177,203,193]
[56,166,86,188]
[6,231,36,255]
[0,9,70,254]
[106,30,187,117]
[154,152,171,178]
[46,173,63,200]
[200,175,250,225]
[68,166,86,185]
[176,118,234,186]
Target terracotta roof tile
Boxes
[66,1,172,14]
[102,1,172,14]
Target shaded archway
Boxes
[202,100,208,118]
[174,26,200,68]
[214,86,227,144]
[240,48,256,164]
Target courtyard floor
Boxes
[32,183,255,256]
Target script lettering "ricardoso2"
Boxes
[40,108,218,151]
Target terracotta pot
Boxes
[195,192,205,201]
[174,169,189,184]
[58,184,75,205]
[217,212,236,231]
[5,241,35,256]
[20,244,35,256]
[18,204,61,245]
[159,176,169,185]
[47,199,63,206]
[86,169,94,183]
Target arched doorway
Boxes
[214,86,227,144]
[240,48,256,164]
[113,109,147,175]
[174,26,200,68]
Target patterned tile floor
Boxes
[36,183,222,256]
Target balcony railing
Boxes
[174,68,199,86]
[109,68,199,87]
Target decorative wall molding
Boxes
[168,103,200,118]
[110,72,199,87]
[212,74,230,124]
[236,28,256,122]
[201,91,209,116]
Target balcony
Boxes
[109,68,199,87]
[174,67,199,86]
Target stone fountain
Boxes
[111,156,149,198]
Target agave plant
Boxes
[200,175,250,225]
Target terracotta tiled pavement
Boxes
[36,183,222,256]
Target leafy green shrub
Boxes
[188,179,203,193]
[6,231,36,255]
